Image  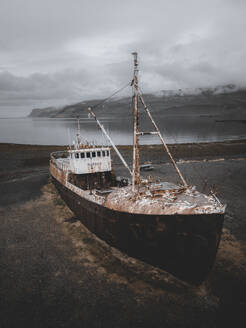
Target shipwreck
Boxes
[50,53,225,284]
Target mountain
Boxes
[28,106,60,118]
[29,85,246,119]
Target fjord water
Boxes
[0,116,245,145]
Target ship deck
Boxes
[50,159,225,216]
[104,183,225,215]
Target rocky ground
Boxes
[0,140,246,327]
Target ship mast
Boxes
[131,52,188,189]
[76,117,81,149]
[87,52,187,189]
[132,52,140,192]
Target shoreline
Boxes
[1,138,246,147]
[1,139,245,180]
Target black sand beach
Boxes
[0,140,246,327]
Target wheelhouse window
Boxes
[102,151,105,157]
[86,152,91,158]
[80,152,85,159]
[106,150,109,156]
[97,151,101,157]
[75,153,79,159]
[92,151,96,158]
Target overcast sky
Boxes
[0,0,246,116]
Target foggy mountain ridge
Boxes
[29,84,246,119]
[156,84,238,97]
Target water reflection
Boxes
[0,116,245,145]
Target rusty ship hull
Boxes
[51,164,224,285]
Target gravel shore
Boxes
[0,140,246,327]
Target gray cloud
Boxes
[0,0,246,116]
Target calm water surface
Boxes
[0,116,245,145]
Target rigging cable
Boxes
[90,82,131,110]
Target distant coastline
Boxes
[29,85,246,118]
